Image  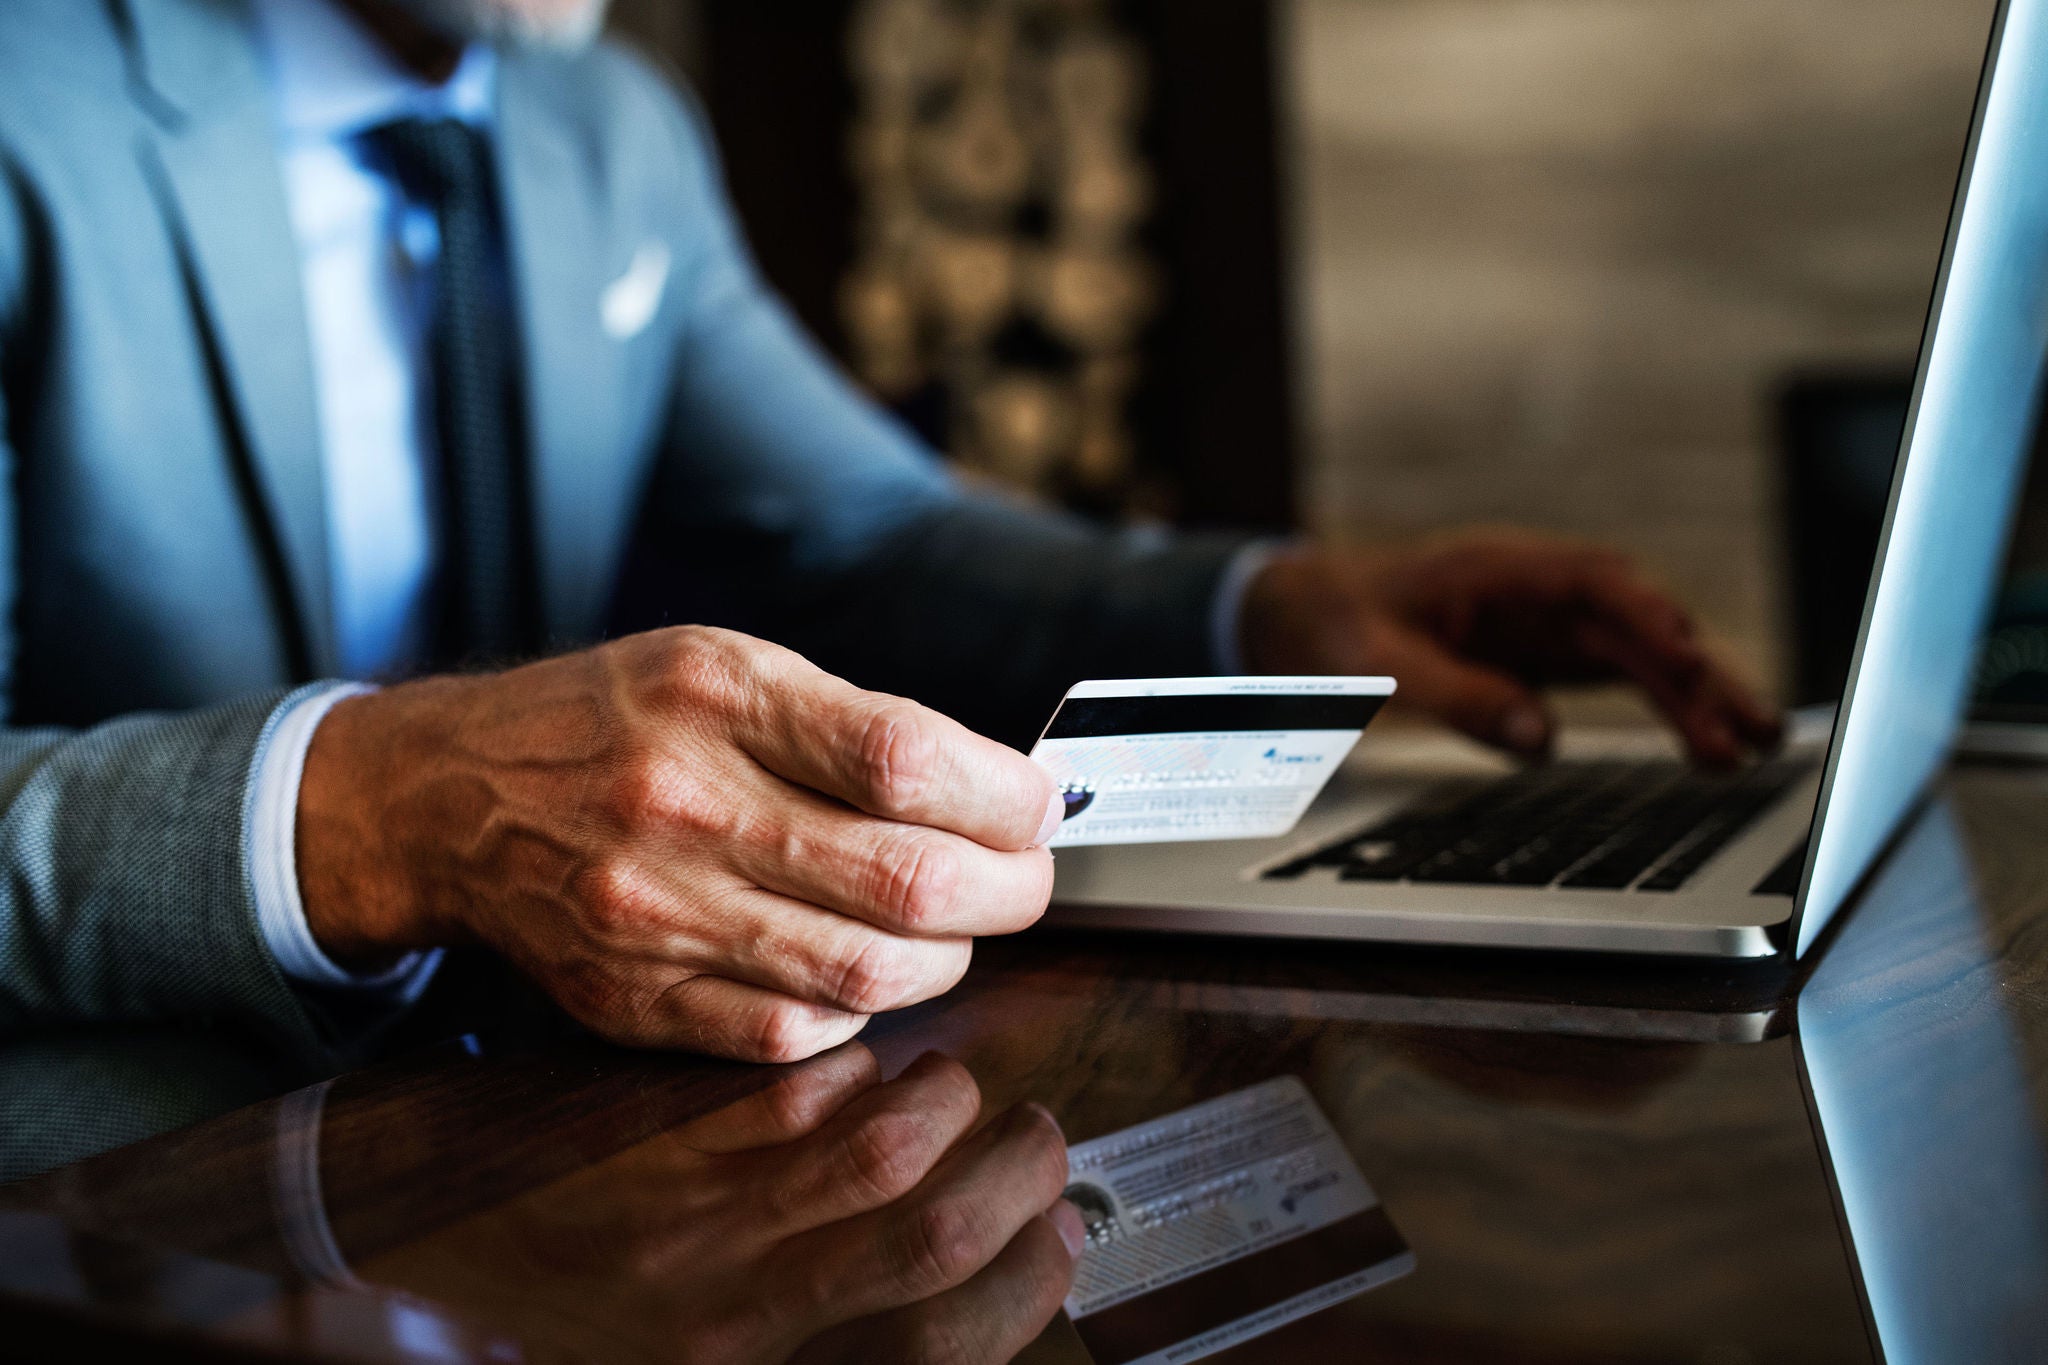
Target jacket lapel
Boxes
[495,57,629,648]
[123,0,338,678]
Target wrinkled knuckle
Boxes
[840,1110,930,1206]
[750,1000,825,1065]
[667,778,743,844]
[857,702,942,815]
[660,625,726,685]
[603,749,682,832]
[732,631,792,682]
[666,623,720,656]
[607,754,733,843]
[878,835,961,933]
[896,1196,987,1296]
[577,857,658,939]
[679,624,762,662]
[831,934,915,1015]
[662,626,767,715]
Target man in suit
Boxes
[0,0,1778,1073]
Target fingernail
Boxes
[1034,790,1066,847]
[1502,707,1549,754]
[1051,1199,1087,1259]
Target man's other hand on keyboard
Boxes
[1237,529,1784,768]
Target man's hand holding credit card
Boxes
[1028,677,1395,847]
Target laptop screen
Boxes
[1797,0,2048,954]
[1977,437,2048,719]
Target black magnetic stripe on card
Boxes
[1072,1205,1409,1365]
[1043,694,1386,739]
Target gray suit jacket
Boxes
[0,0,1243,1064]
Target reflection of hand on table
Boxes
[361,1046,1085,1364]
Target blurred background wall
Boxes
[1285,0,1995,711]
[610,0,2009,712]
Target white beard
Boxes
[391,0,613,51]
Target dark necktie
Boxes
[363,117,538,668]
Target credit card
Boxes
[1028,677,1394,847]
[1060,1076,1414,1365]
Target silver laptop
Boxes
[1050,0,2045,960]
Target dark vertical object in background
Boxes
[691,3,861,357]
[633,2,1298,534]
[1129,0,1298,532]
[1775,373,1911,707]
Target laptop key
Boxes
[1264,759,1810,891]
[1636,762,1806,891]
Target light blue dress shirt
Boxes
[242,0,1271,995]
[246,0,501,991]
[261,0,496,681]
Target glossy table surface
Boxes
[2,762,2046,1363]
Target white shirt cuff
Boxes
[251,683,441,996]
[1209,540,1291,674]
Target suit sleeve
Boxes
[0,159,369,1063]
[625,72,1253,745]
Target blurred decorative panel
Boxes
[662,3,1298,530]
[842,0,1162,512]
[1286,0,1996,703]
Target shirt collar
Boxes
[252,0,498,142]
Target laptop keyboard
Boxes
[1262,758,1810,893]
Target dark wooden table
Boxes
[2,763,2045,1363]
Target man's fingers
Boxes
[793,1210,1077,1365]
[1575,617,1737,766]
[760,1051,984,1237]
[1555,553,1705,657]
[682,1044,883,1156]
[1709,662,1786,749]
[1567,557,1784,760]
[1470,552,1781,765]
[713,885,977,1016]
[574,861,985,1024]
[785,1098,1071,1326]
[732,784,1055,938]
[1575,616,1780,768]
[615,974,872,1063]
[739,670,1061,852]
[1678,661,1784,761]
[1380,628,1555,757]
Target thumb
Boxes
[1378,630,1554,756]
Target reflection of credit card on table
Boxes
[1029,677,1395,847]
[1060,1077,1413,1365]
